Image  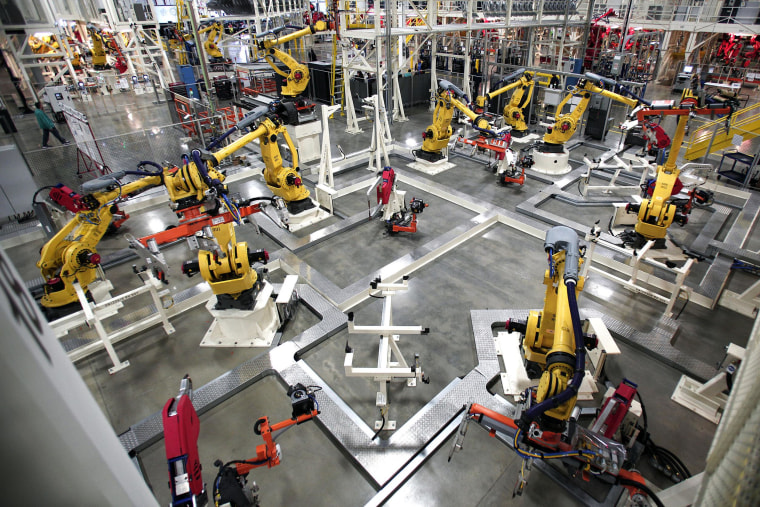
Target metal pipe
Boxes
[187,0,216,120]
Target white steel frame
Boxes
[344,277,428,431]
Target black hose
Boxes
[243,196,278,204]
[617,477,666,507]
[654,445,692,478]
[371,414,385,441]
[32,185,57,205]
[137,160,164,174]
[674,291,690,320]
[523,278,586,421]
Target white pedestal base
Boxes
[495,331,602,401]
[286,203,332,233]
[200,282,280,348]
[531,149,572,175]
[495,331,533,401]
[407,157,455,175]
[286,120,322,164]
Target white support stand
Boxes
[579,154,655,197]
[68,274,175,374]
[344,277,429,431]
[364,95,392,174]
[671,343,745,424]
[284,205,332,233]
[367,173,406,222]
[719,277,760,318]
[585,231,696,317]
[314,104,342,215]
[391,71,408,122]
[494,317,618,401]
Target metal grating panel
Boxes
[708,240,760,265]
[723,190,760,247]
[689,204,731,257]
[695,254,734,301]
[596,310,717,382]
[255,209,368,253]
[118,285,347,452]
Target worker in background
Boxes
[34,102,70,148]
[641,121,670,164]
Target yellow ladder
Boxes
[684,102,760,160]
[330,34,343,116]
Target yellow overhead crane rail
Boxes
[683,102,760,160]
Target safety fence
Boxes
[20,115,236,192]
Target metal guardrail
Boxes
[684,102,760,160]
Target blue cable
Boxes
[308,394,319,412]
[222,194,241,224]
[547,248,555,278]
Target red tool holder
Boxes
[138,202,263,248]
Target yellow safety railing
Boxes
[684,102,760,160]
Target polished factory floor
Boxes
[2,81,759,506]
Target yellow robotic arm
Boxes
[257,21,327,98]
[508,226,590,432]
[181,223,269,309]
[631,118,687,243]
[475,69,558,136]
[87,24,108,69]
[35,111,280,315]
[37,176,162,315]
[625,95,734,247]
[256,116,312,213]
[417,80,494,162]
[29,35,60,55]
[542,73,640,149]
[210,105,313,213]
[198,21,225,61]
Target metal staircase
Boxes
[684,102,760,160]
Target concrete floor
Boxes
[2,79,759,506]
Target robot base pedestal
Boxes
[286,120,322,164]
[495,318,618,401]
[407,156,455,175]
[286,203,331,233]
[200,282,280,348]
[531,148,572,175]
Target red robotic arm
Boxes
[211,384,321,507]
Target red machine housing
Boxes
[49,184,87,213]
[163,389,204,505]
[594,379,637,439]
[377,167,395,205]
